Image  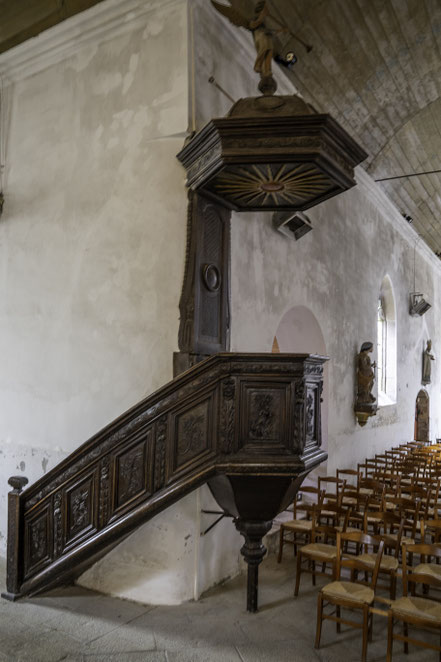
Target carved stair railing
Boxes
[2,352,327,610]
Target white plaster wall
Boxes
[0,0,204,605]
[230,172,441,473]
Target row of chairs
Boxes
[277,440,441,661]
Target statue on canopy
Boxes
[210,1,311,95]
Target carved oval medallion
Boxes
[260,181,285,193]
[202,263,221,292]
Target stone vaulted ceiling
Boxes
[0,0,105,54]
[233,0,441,255]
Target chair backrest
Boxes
[336,468,361,485]
[318,476,345,494]
[358,460,376,478]
[336,531,384,590]
[359,478,385,494]
[311,503,350,542]
[293,487,324,518]
[420,518,441,543]
[402,543,441,595]
[363,510,403,557]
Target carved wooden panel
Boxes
[239,382,290,453]
[219,377,237,454]
[112,429,153,515]
[64,471,97,549]
[177,192,231,359]
[169,392,216,478]
[305,385,318,448]
[24,504,52,578]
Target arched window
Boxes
[376,276,397,405]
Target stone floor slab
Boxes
[237,640,322,662]
[83,653,166,661]
[0,554,440,662]
[166,646,243,662]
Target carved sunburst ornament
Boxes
[212,163,332,209]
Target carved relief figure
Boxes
[71,488,89,534]
[306,391,315,439]
[356,342,376,405]
[422,339,435,385]
[119,446,144,505]
[250,393,275,439]
[30,518,47,564]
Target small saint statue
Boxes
[422,339,435,385]
[354,342,377,426]
[211,1,289,95]
[356,342,376,405]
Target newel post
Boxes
[2,475,28,601]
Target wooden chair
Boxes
[362,510,402,599]
[294,503,349,597]
[318,476,345,505]
[386,496,421,547]
[387,543,441,661]
[337,468,361,487]
[277,486,324,561]
[358,459,376,479]
[421,518,441,546]
[358,478,384,500]
[315,531,384,662]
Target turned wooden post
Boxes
[2,475,28,601]
[234,518,272,613]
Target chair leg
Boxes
[368,611,373,642]
[336,605,341,633]
[315,592,323,649]
[294,551,302,596]
[277,526,284,563]
[386,612,393,662]
[312,560,316,586]
[391,573,396,600]
[403,622,409,654]
[362,605,369,662]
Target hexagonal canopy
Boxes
[177,95,368,213]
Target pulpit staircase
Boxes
[2,352,327,610]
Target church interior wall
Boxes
[230,170,441,473]
[0,0,440,607]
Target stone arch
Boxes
[273,305,328,449]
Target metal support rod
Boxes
[375,169,441,182]
[208,76,236,104]
[200,510,232,536]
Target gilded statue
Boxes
[422,339,435,385]
[356,342,376,404]
[211,1,291,94]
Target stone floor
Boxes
[0,555,438,662]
